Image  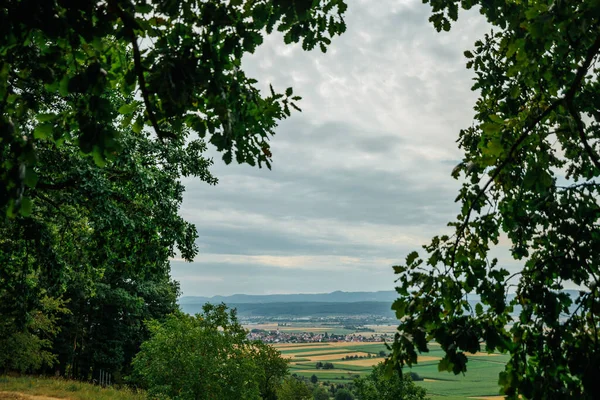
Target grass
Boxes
[280,342,507,399]
[0,376,144,400]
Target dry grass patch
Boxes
[273,343,326,348]
[470,352,500,357]
[286,349,353,356]
[327,341,385,347]
[417,356,441,362]
[336,359,381,367]
[276,345,333,352]
[0,393,63,400]
[467,397,506,399]
[305,352,371,361]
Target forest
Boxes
[1,0,599,399]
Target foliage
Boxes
[313,385,330,400]
[311,374,319,384]
[1,119,211,379]
[132,304,288,400]
[333,388,354,400]
[391,0,600,399]
[248,341,289,400]
[353,363,427,400]
[0,0,348,215]
[276,376,313,400]
[0,295,69,373]
[0,375,145,400]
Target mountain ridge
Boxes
[178,290,399,304]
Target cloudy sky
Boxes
[170,0,497,297]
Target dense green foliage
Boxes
[1,0,347,384]
[0,120,212,378]
[275,376,313,400]
[353,363,427,400]
[0,0,347,215]
[132,304,289,400]
[333,388,354,400]
[391,0,600,399]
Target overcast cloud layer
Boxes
[170,0,497,297]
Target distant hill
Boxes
[178,289,585,318]
[180,301,396,317]
[178,290,399,304]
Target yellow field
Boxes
[300,352,371,361]
[324,341,385,347]
[275,345,333,352]
[272,343,326,348]
[335,358,381,367]
[245,324,334,332]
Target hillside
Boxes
[179,301,397,317]
[178,290,399,304]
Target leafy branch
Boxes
[110,0,175,141]
[449,34,600,272]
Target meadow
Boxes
[274,341,508,400]
[0,376,144,400]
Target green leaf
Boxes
[34,123,53,139]
[475,303,484,316]
[36,113,58,122]
[489,115,504,124]
[24,168,38,188]
[285,87,293,96]
[118,103,138,115]
[19,196,33,217]
[480,122,502,135]
[406,251,419,266]
[92,147,106,167]
[223,151,232,165]
[483,137,503,158]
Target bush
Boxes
[353,363,427,400]
[132,304,287,400]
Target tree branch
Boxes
[111,1,175,141]
[566,103,600,171]
[449,34,600,271]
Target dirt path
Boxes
[0,392,65,400]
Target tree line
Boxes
[2,0,599,399]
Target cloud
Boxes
[173,0,497,296]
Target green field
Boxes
[276,342,507,399]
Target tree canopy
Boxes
[354,363,427,400]
[391,0,600,398]
[0,0,347,215]
[1,0,347,381]
[132,304,289,400]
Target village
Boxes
[246,327,395,344]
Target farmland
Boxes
[274,341,508,400]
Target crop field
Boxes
[245,323,354,335]
[274,342,509,400]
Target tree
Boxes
[248,341,289,400]
[313,386,330,400]
[0,295,69,373]
[276,376,313,400]
[311,374,319,384]
[0,0,348,215]
[0,119,212,378]
[132,304,287,400]
[333,388,353,400]
[390,1,600,399]
[353,363,427,400]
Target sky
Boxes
[170,0,500,297]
